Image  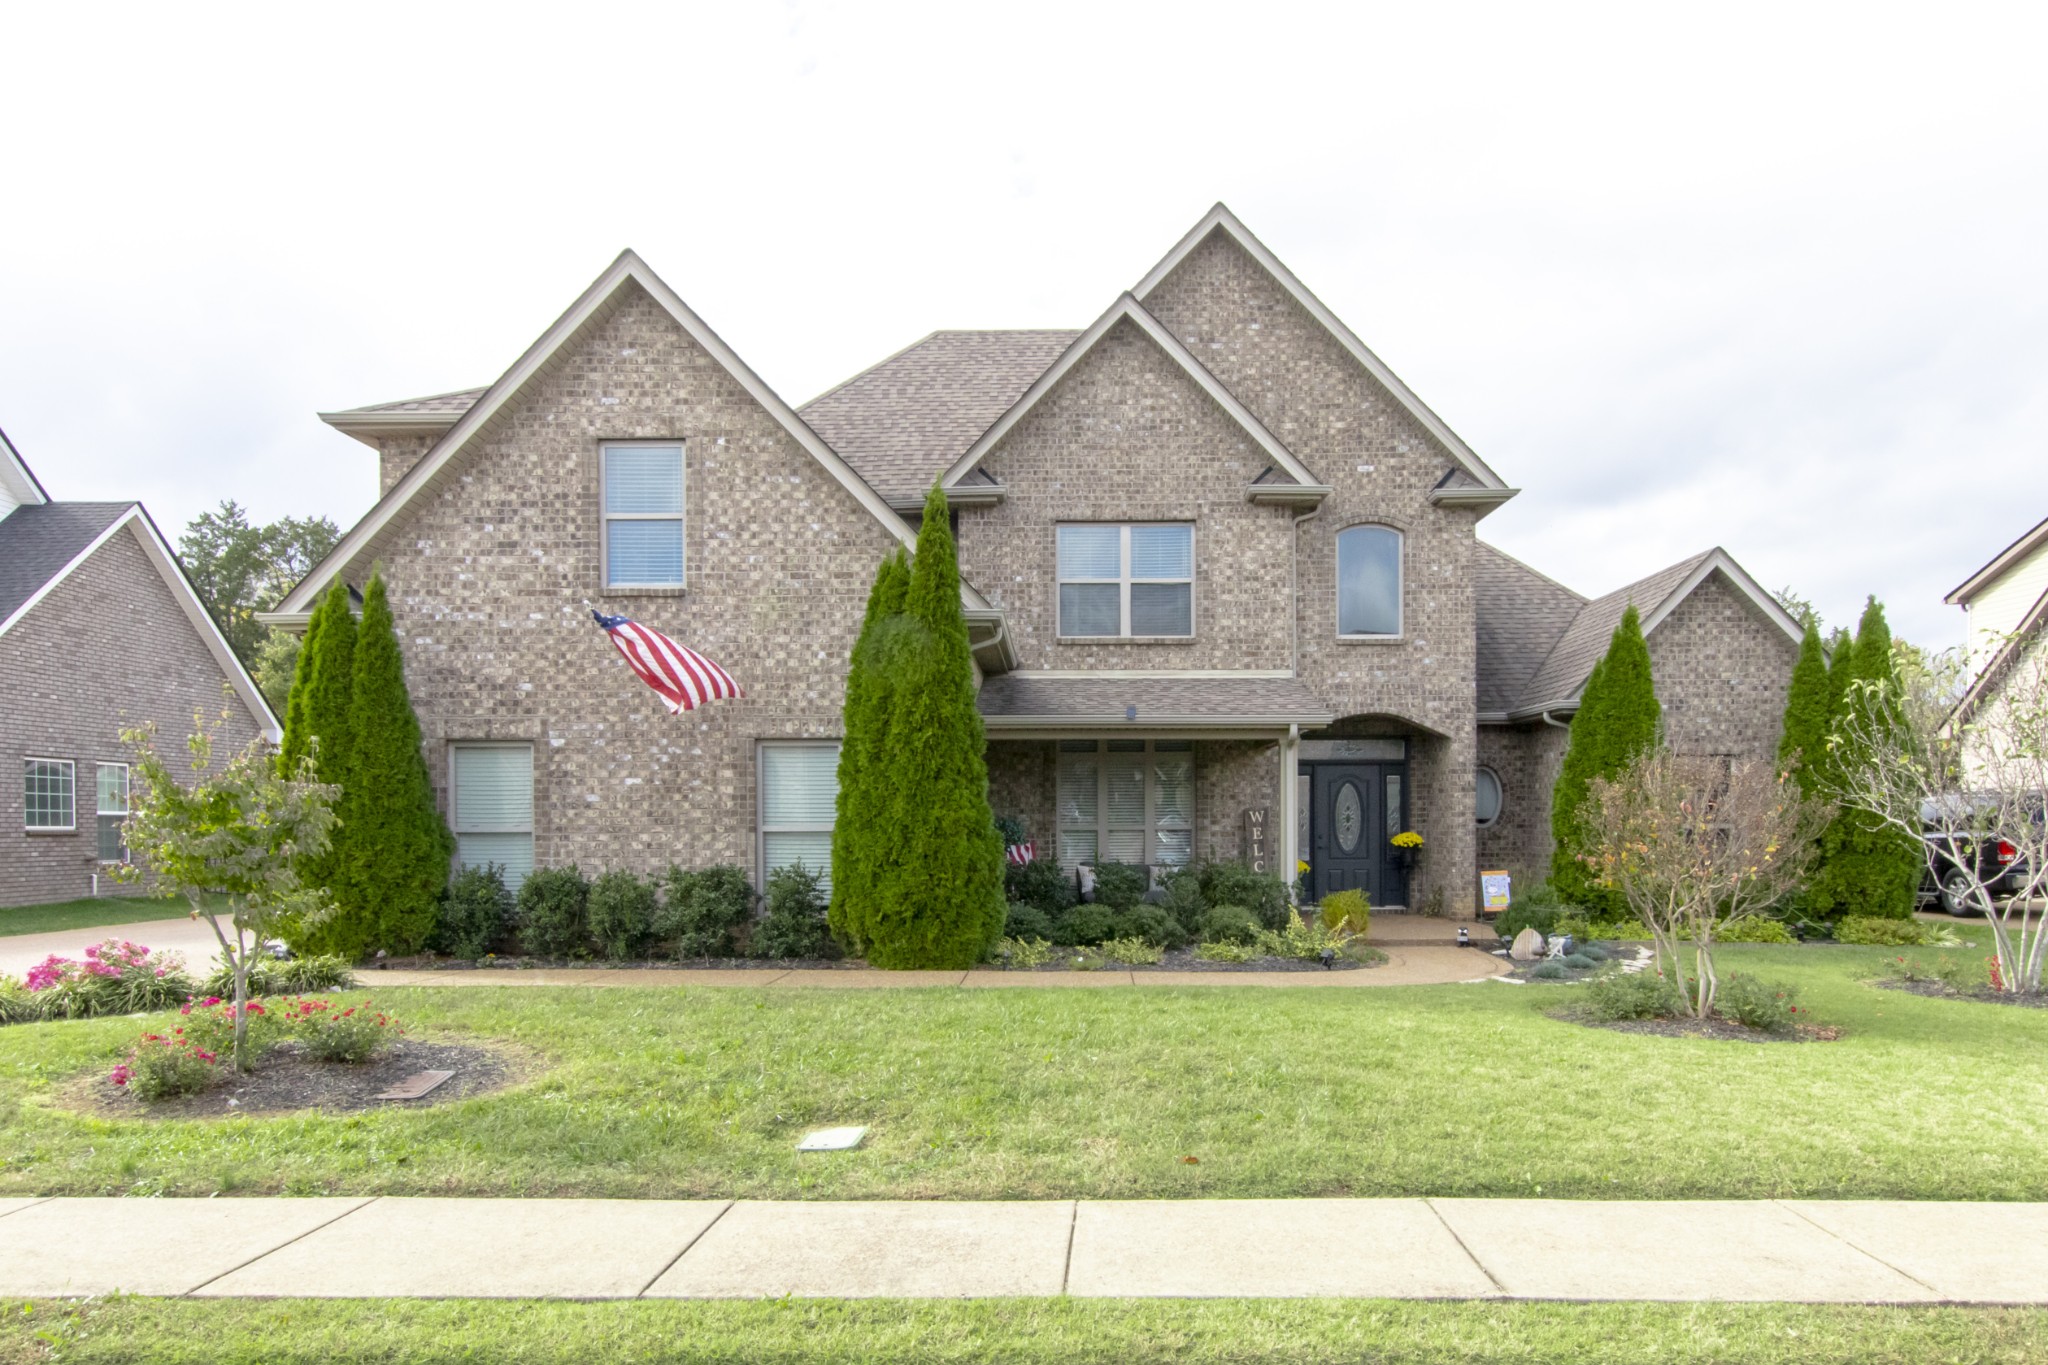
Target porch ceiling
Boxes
[977,674,1335,733]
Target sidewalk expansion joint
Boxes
[1423,1198,1507,1296]
[635,1199,735,1297]
[1773,1200,1943,1296]
[181,1196,379,1297]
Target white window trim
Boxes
[1056,523,1195,640]
[758,740,841,887]
[1475,765,1503,828]
[1056,739,1196,871]
[1335,523,1404,640]
[96,761,131,863]
[600,440,687,591]
[24,757,76,832]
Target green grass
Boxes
[0,895,203,939]
[1,936,2043,1202]
[4,1298,2046,1365]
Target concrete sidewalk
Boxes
[0,1196,2041,1303]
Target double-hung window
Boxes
[1055,739,1194,871]
[1057,524,1193,638]
[760,742,840,892]
[451,743,535,889]
[602,442,685,590]
[1336,525,1402,637]
[23,759,74,832]
[96,763,130,862]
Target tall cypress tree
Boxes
[276,603,324,778]
[1778,622,1830,795]
[342,571,453,954]
[864,486,1007,969]
[1812,599,1922,920]
[284,579,358,955]
[829,548,910,954]
[1550,604,1662,915]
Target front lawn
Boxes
[0,896,200,939]
[2,936,2045,1201]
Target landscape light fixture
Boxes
[1457,926,1471,947]
[1319,946,1336,969]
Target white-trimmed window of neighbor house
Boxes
[23,759,74,831]
[96,763,130,863]
[1058,524,1193,638]
[761,741,840,893]
[1056,739,1194,871]
[1337,524,1402,637]
[602,442,685,590]
[451,743,534,890]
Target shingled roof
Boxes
[0,501,135,626]
[977,674,1334,730]
[1473,541,1585,715]
[1514,551,1716,713]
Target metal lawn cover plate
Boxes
[796,1125,868,1152]
[373,1070,455,1101]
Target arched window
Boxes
[1475,767,1503,827]
[1336,525,1402,637]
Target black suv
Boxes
[1918,818,2027,916]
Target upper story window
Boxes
[602,442,685,590]
[1057,523,1193,638]
[1336,525,1402,637]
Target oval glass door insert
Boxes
[1334,781,1362,853]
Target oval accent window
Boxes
[1334,782,1362,853]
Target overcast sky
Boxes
[3,1,2042,647]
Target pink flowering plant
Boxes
[19,939,195,1020]
[175,995,287,1062]
[112,1028,219,1101]
[288,997,402,1064]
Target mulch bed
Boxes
[996,946,1389,973]
[375,949,1392,975]
[1552,1010,1841,1044]
[1873,979,2048,1009]
[62,1037,529,1121]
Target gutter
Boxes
[982,712,1336,732]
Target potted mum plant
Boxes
[1390,830,1424,870]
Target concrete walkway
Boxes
[0,1196,2040,1303]
[0,915,219,981]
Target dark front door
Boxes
[1310,763,1408,907]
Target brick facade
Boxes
[1,525,265,909]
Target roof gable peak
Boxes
[0,426,50,511]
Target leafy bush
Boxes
[1098,936,1164,965]
[1531,960,1567,980]
[112,1032,218,1100]
[440,863,513,959]
[587,870,658,961]
[1837,915,1932,946]
[517,866,592,958]
[1115,904,1185,949]
[1577,944,1609,962]
[1061,947,1109,971]
[1200,905,1261,946]
[756,863,835,960]
[658,865,754,958]
[24,940,195,1019]
[1157,869,1207,938]
[1003,903,1056,943]
[1586,920,1653,941]
[0,977,39,1026]
[1717,973,1801,1031]
[1198,863,1289,929]
[1000,936,1055,968]
[202,954,354,999]
[1492,898,1561,943]
[293,998,402,1063]
[1194,939,1260,963]
[1005,859,1076,917]
[175,997,290,1063]
[1881,953,1985,991]
[1563,953,1598,969]
[1319,889,1371,937]
[1254,911,1358,961]
[1583,970,1684,1021]
[1053,904,1119,947]
[1715,917,1796,944]
[1090,863,1147,911]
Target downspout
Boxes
[1540,710,1571,729]
[1290,504,1323,677]
[1279,722,1302,904]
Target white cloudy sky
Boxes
[3,1,2042,646]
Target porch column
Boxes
[1279,724,1301,903]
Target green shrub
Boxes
[1837,915,1930,946]
[658,865,754,958]
[1098,936,1164,965]
[1006,859,1076,917]
[1586,920,1652,941]
[1881,953,1985,991]
[1061,947,1109,971]
[297,999,401,1063]
[440,863,512,960]
[0,977,39,1026]
[1253,911,1357,961]
[1318,889,1371,935]
[1000,936,1055,968]
[587,870,658,961]
[1531,960,1567,980]
[1576,943,1608,962]
[1194,939,1260,963]
[1090,863,1147,911]
[516,866,591,958]
[113,1032,219,1100]
[1563,952,1597,969]
[1199,904,1261,946]
[1717,973,1801,1032]
[1198,863,1289,929]
[756,863,836,960]
[1493,898,1561,942]
[200,954,353,999]
[1115,904,1185,949]
[1053,904,1118,947]
[1003,903,1055,942]
[1584,970,1684,1021]
[1716,917,1796,944]
[1158,869,1207,938]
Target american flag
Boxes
[1006,841,1036,866]
[590,610,742,714]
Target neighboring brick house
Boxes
[0,430,278,909]
[269,206,1800,915]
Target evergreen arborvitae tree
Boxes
[1824,627,1854,723]
[1550,603,1662,916]
[1778,622,1830,796]
[276,602,324,778]
[829,548,910,954]
[1812,599,1922,921]
[339,572,453,955]
[864,486,1007,969]
[285,579,358,955]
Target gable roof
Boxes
[1132,204,1512,497]
[937,294,1326,494]
[0,501,280,739]
[1951,584,2048,725]
[1473,541,1585,715]
[1504,547,1803,718]
[279,250,948,619]
[0,426,50,511]
[799,330,1079,507]
[1948,510,2048,605]
[319,387,490,445]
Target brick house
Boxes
[1,429,277,909]
[268,206,1801,915]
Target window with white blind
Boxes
[1057,524,1193,638]
[1055,739,1194,871]
[96,763,130,863]
[1336,524,1402,637]
[451,743,534,889]
[23,759,73,831]
[602,442,685,589]
[760,742,840,891]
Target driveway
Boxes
[0,915,231,980]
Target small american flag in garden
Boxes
[1006,841,1036,866]
[590,610,742,714]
